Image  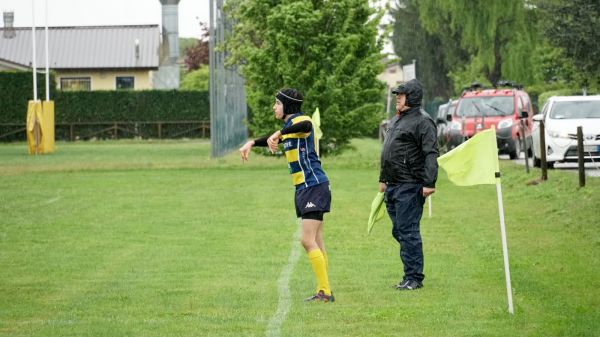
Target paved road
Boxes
[508,154,600,178]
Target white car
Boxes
[532,95,600,168]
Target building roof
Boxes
[0,25,160,70]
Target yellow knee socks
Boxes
[308,248,331,296]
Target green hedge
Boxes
[0,71,209,123]
[0,71,55,123]
[55,90,209,122]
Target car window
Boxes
[449,101,458,115]
[437,104,448,119]
[540,102,549,118]
[521,94,531,112]
[456,96,513,117]
[549,100,600,119]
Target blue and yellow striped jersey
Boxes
[281,113,328,190]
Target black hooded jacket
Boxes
[380,80,439,187]
[392,79,424,108]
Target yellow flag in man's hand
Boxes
[368,191,386,234]
[437,127,500,186]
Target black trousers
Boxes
[384,183,425,283]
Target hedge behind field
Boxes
[55,90,209,122]
[0,71,55,123]
[0,71,209,123]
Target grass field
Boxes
[1,139,599,337]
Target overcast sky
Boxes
[2,0,394,53]
[0,0,209,39]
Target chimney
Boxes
[159,0,180,65]
[135,39,140,59]
[154,0,180,89]
[3,11,16,39]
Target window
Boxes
[116,76,135,90]
[456,97,513,117]
[521,94,531,111]
[550,101,600,119]
[60,77,91,91]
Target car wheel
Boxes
[509,138,520,160]
[533,156,541,168]
[547,161,555,169]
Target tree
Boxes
[390,0,467,101]
[225,0,385,155]
[180,65,209,91]
[417,0,538,88]
[536,0,600,87]
[184,23,209,71]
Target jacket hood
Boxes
[392,79,423,108]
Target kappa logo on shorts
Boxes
[305,202,316,209]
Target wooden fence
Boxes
[0,121,210,141]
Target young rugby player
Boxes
[239,88,334,302]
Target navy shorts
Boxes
[294,182,331,218]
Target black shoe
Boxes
[392,279,406,289]
[395,279,422,290]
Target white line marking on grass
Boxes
[46,190,62,204]
[266,220,302,337]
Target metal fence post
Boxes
[209,0,248,158]
[540,119,548,181]
[520,120,529,173]
[577,126,585,187]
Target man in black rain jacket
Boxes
[379,79,438,290]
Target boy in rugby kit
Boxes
[239,88,334,302]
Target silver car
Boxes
[532,95,600,168]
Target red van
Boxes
[445,82,534,159]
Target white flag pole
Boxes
[428,195,432,218]
[495,178,514,314]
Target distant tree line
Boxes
[178,0,598,153]
[391,0,599,102]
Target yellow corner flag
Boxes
[312,107,323,155]
[437,126,515,314]
[437,127,500,185]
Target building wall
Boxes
[377,64,403,89]
[55,70,152,90]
